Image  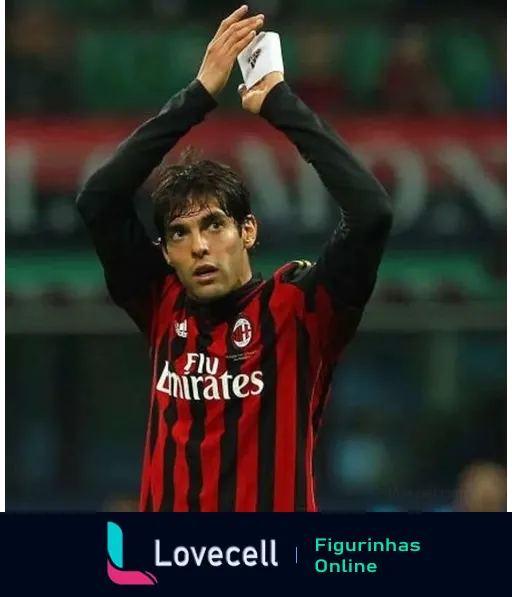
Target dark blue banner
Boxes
[0,514,506,593]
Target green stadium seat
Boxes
[78,31,152,113]
[77,28,211,114]
[165,27,210,92]
[341,25,390,106]
[431,25,493,111]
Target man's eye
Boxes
[209,221,223,231]
[171,230,186,241]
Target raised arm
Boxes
[76,5,264,332]
[240,73,392,354]
[76,81,218,331]
[261,80,391,305]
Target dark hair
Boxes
[152,147,252,244]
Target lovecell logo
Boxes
[107,522,158,585]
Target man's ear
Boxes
[242,215,258,250]
[161,243,172,267]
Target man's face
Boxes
[162,199,257,302]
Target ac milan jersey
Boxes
[77,79,391,512]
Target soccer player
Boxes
[76,6,392,512]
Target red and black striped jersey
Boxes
[138,261,363,512]
[76,79,392,512]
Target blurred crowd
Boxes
[6,0,506,117]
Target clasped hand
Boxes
[196,5,284,114]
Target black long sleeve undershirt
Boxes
[260,81,392,310]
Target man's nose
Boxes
[191,231,209,258]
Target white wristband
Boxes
[237,31,284,90]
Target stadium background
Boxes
[5,0,506,511]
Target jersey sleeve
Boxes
[76,79,217,333]
[261,82,392,358]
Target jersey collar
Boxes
[186,274,263,321]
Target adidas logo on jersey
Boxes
[156,353,264,401]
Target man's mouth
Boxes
[193,264,219,280]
